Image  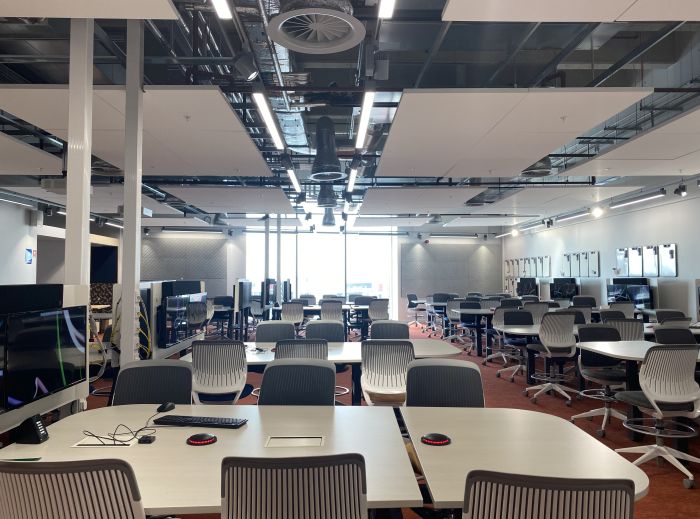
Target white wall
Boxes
[0,203,37,284]
[503,194,700,317]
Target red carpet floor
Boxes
[86,325,700,518]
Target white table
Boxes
[0,405,423,514]
[182,339,461,405]
[401,407,649,509]
[643,323,700,337]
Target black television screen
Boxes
[264,279,277,307]
[551,279,578,300]
[517,278,537,297]
[158,293,207,348]
[607,284,653,309]
[4,307,87,410]
[234,280,253,312]
[90,245,118,283]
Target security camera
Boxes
[143,227,151,236]
[424,239,430,245]
[417,233,423,240]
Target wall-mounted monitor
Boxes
[551,278,579,300]
[606,284,653,310]
[2,307,87,412]
[516,278,538,297]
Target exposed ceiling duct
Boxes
[316,183,338,208]
[310,116,345,181]
[520,156,554,178]
[267,0,366,55]
[322,207,336,226]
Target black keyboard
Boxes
[154,415,248,429]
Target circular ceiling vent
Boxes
[268,7,366,55]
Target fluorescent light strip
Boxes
[161,228,223,234]
[252,92,285,150]
[287,169,301,193]
[56,210,95,222]
[521,222,543,231]
[609,189,666,210]
[0,197,33,208]
[495,231,511,239]
[355,91,376,150]
[557,210,590,223]
[105,222,123,229]
[211,0,233,19]
[430,233,478,239]
[347,168,358,192]
[378,0,396,19]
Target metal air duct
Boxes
[310,116,345,182]
[317,183,338,208]
[521,156,554,178]
[322,207,336,226]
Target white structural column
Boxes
[120,20,145,364]
[264,216,270,282]
[64,19,94,286]
[276,214,281,303]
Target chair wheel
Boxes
[570,418,575,423]
[530,397,538,404]
[495,372,501,378]
[565,400,572,407]
[576,394,584,401]
[596,429,605,438]
[522,389,528,396]
[510,377,515,383]
[683,478,695,489]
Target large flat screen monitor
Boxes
[233,280,253,312]
[551,278,578,300]
[157,293,207,348]
[3,306,87,411]
[607,284,653,309]
[517,278,537,297]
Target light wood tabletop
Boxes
[0,405,423,514]
[493,324,541,336]
[578,340,700,361]
[401,407,649,509]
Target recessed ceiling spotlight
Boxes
[591,206,604,218]
[674,184,687,197]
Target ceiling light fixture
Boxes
[0,197,33,208]
[557,209,590,223]
[252,92,285,150]
[211,0,233,19]
[232,52,259,81]
[430,233,478,239]
[378,0,396,19]
[495,231,512,239]
[161,228,223,234]
[57,209,95,222]
[591,206,604,218]
[511,229,520,237]
[609,188,666,210]
[287,169,301,193]
[355,91,376,150]
[520,221,543,231]
[428,214,442,224]
[673,184,687,197]
[347,168,358,192]
[105,221,124,229]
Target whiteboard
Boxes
[543,256,551,277]
[562,254,571,277]
[589,251,600,277]
[571,253,581,278]
[616,248,629,276]
[642,246,659,277]
[660,244,677,277]
[580,252,589,278]
[628,247,643,277]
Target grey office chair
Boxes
[599,310,626,322]
[615,345,700,488]
[608,318,645,341]
[571,325,626,437]
[320,300,343,322]
[657,316,692,328]
[610,301,636,319]
[522,302,549,324]
[521,295,539,303]
[353,295,375,306]
[191,340,247,405]
[496,310,534,381]
[499,298,522,308]
[281,302,305,335]
[467,292,483,297]
[0,459,146,519]
[654,327,696,345]
[322,294,345,302]
[361,340,415,405]
[111,360,192,406]
[299,293,317,305]
[406,359,484,407]
[368,298,390,321]
[462,471,634,519]
[655,309,686,323]
[524,313,578,405]
[572,295,597,308]
[221,454,367,519]
[306,320,345,342]
[407,293,427,328]
[570,305,593,323]
[255,321,295,343]
[274,339,328,360]
[258,359,336,406]
[370,320,409,339]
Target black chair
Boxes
[557,309,586,325]
[405,359,484,407]
[572,295,597,308]
[497,310,534,381]
[521,295,539,303]
[211,295,234,335]
[406,293,426,328]
[654,327,696,345]
[258,359,336,406]
[499,298,522,308]
[571,325,626,437]
[599,310,626,323]
[655,309,686,323]
[111,360,192,406]
[658,316,692,327]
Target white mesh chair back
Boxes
[112,360,192,405]
[360,340,415,396]
[221,454,367,519]
[538,313,576,356]
[187,301,208,327]
[0,459,146,519]
[368,298,390,320]
[274,339,329,360]
[258,359,336,406]
[306,320,345,342]
[448,299,465,322]
[406,359,484,407]
[570,306,593,323]
[250,298,263,317]
[321,300,344,321]
[281,302,304,324]
[299,294,317,305]
[255,321,295,342]
[608,319,644,341]
[462,470,634,519]
[523,302,549,324]
[191,341,247,404]
[323,294,345,302]
[491,307,507,328]
[638,345,700,418]
[610,302,636,319]
[370,320,410,339]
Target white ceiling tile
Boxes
[443,216,534,227]
[352,217,429,228]
[0,0,178,19]
[144,217,211,228]
[161,186,295,214]
[359,187,485,215]
[0,133,62,176]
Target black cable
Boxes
[82,410,160,445]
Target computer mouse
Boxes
[186,433,217,446]
[156,402,175,413]
[421,433,451,446]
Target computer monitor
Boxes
[233,280,253,312]
[607,284,653,309]
[2,306,87,412]
[157,293,207,348]
[551,278,578,300]
[263,279,277,307]
[516,278,537,297]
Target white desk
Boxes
[643,323,700,337]
[494,324,540,336]
[0,405,422,514]
[401,407,649,509]
[182,339,461,405]
[578,340,698,362]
